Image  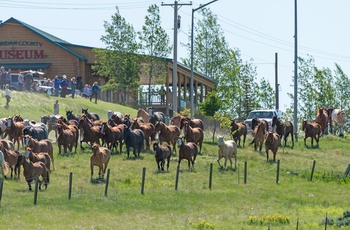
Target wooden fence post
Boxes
[104,168,110,197]
[310,160,316,181]
[344,164,350,176]
[276,160,280,184]
[141,167,146,195]
[209,163,213,190]
[34,176,39,205]
[175,165,180,190]
[244,161,247,184]
[68,172,73,200]
[0,178,3,206]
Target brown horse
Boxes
[137,108,151,123]
[100,121,124,154]
[171,115,204,131]
[154,121,181,155]
[132,118,155,149]
[24,135,55,171]
[177,137,198,171]
[265,131,280,162]
[183,121,203,154]
[302,119,321,147]
[316,107,328,135]
[6,116,25,150]
[271,116,294,148]
[249,122,266,153]
[251,117,269,132]
[78,115,102,149]
[230,119,247,147]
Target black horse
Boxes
[23,126,48,141]
[66,110,81,122]
[82,108,100,121]
[123,126,144,159]
[272,116,294,148]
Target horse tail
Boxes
[248,138,255,146]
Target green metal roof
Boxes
[0,63,51,71]
[1,18,87,61]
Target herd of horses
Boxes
[0,106,346,190]
[0,107,206,189]
[226,107,346,165]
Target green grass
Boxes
[0,90,349,229]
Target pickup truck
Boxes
[244,109,281,132]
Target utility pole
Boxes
[162,1,192,115]
[275,52,279,110]
[294,0,298,141]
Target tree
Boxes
[138,4,171,105]
[258,78,275,109]
[199,90,222,116]
[182,8,229,81]
[92,6,141,104]
[334,63,350,110]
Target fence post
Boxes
[244,161,247,184]
[104,168,110,197]
[324,212,328,230]
[175,165,180,190]
[238,164,240,185]
[344,164,350,176]
[310,160,316,181]
[296,217,299,230]
[141,167,146,195]
[34,176,39,205]
[209,163,213,190]
[68,172,73,200]
[0,178,3,206]
[276,160,280,184]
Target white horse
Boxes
[329,109,346,136]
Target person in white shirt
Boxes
[5,84,10,107]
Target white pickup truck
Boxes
[244,109,282,132]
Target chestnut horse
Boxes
[132,118,155,149]
[249,122,266,153]
[171,115,204,131]
[154,121,181,155]
[230,119,247,147]
[316,107,328,135]
[272,116,294,148]
[137,108,165,125]
[6,116,25,150]
[183,121,203,154]
[302,119,321,147]
[177,137,198,171]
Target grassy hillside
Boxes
[0,90,349,229]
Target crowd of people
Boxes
[0,66,100,104]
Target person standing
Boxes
[6,69,11,86]
[60,75,68,98]
[4,84,10,107]
[0,67,7,90]
[17,73,24,91]
[53,75,60,97]
[90,81,99,103]
[70,77,76,98]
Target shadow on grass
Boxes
[90,178,106,184]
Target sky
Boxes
[1,0,350,111]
